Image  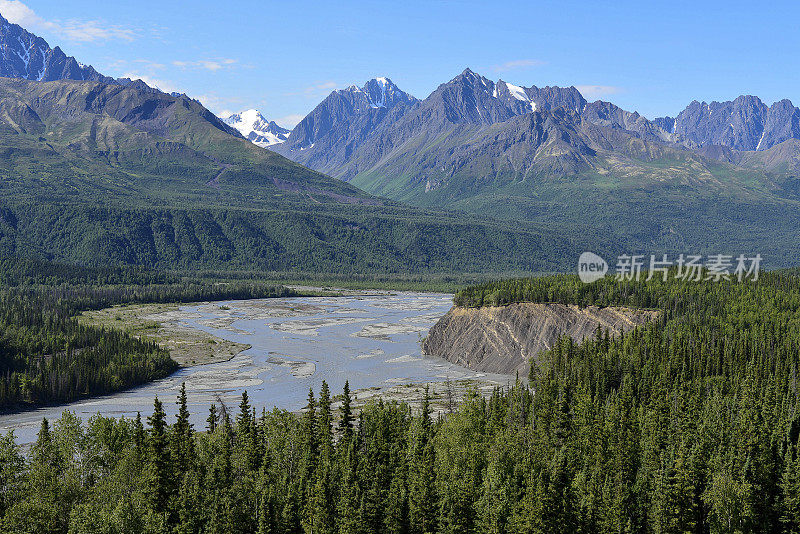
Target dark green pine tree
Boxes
[339,380,354,442]
[302,387,318,483]
[310,464,335,534]
[0,430,24,519]
[237,390,252,436]
[205,415,235,534]
[133,412,145,462]
[146,396,173,517]
[172,382,195,476]
[174,468,204,534]
[385,467,410,534]
[31,417,58,469]
[279,481,302,534]
[408,388,437,534]
[257,470,276,534]
[337,444,362,534]
[318,381,333,461]
[236,391,261,471]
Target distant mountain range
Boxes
[656,96,800,152]
[270,69,800,174]
[5,10,800,269]
[259,69,800,219]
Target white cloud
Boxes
[59,19,135,42]
[275,114,305,128]
[285,81,339,99]
[172,58,238,72]
[492,59,546,72]
[0,0,136,42]
[194,93,246,116]
[0,0,40,27]
[132,59,166,70]
[574,85,623,100]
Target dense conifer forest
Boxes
[0,258,302,409]
[2,271,800,532]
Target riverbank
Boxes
[1,292,495,443]
[78,303,251,366]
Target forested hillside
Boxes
[3,272,800,532]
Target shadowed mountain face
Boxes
[272,77,418,175]
[0,13,112,83]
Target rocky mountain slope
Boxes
[275,69,679,181]
[423,303,658,374]
[274,69,800,192]
[222,109,290,147]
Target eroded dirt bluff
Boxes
[422,303,659,375]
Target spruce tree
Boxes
[339,380,354,442]
[172,382,195,476]
[319,381,333,461]
[146,396,173,516]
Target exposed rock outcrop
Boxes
[423,303,658,375]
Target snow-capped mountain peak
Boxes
[221,109,290,147]
[336,77,416,110]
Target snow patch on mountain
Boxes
[505,82,528,101]
[499,81,537,112]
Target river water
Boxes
[0,292,495,443]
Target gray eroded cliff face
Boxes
[422,303,658,375]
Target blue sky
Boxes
[1,0,798,128]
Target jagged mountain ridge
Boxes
[656,96,800,151]
[273,69,800,182]
[276,69,684,184]
[0,12,192,99]
[275,69,682,180]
